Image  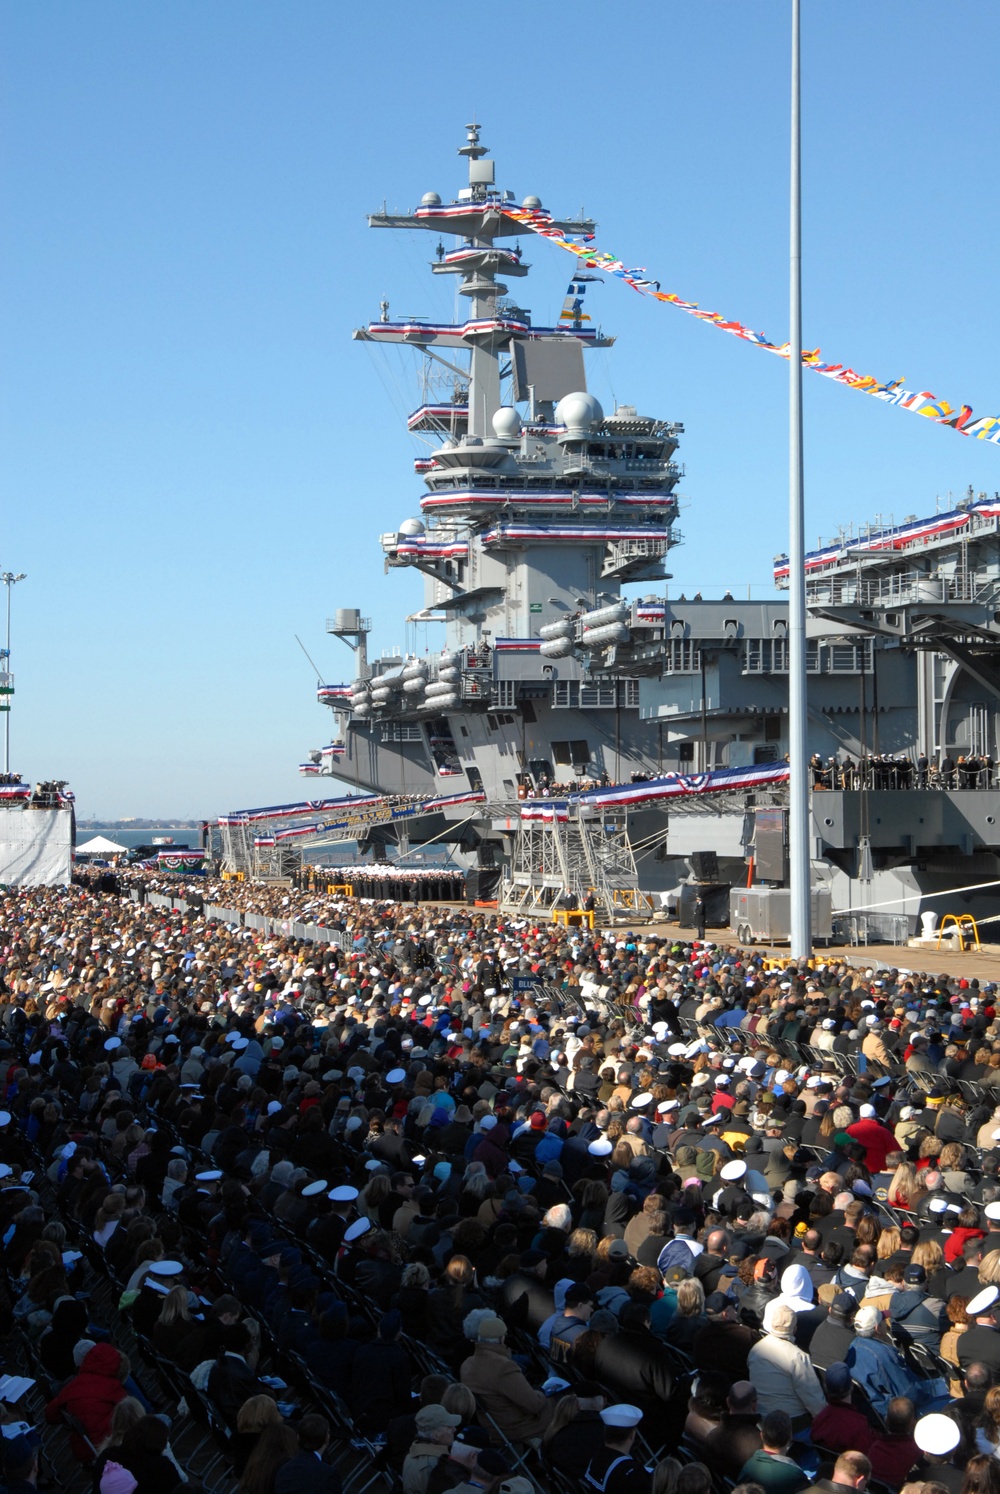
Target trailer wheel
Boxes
[738,923,753,946]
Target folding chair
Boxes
[474,1402,546,1494]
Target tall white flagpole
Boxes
[788,0,811,959]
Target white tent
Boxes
[75,834,129,855]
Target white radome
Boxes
[555,391,604,435]
[492,407,521,440]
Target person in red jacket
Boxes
[846,1104,898,1172]
[44,1342,129,1462]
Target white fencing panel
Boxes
[0,809,73,887]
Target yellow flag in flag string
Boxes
[502,205,1000,446]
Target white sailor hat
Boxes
[343,1217,372,1244]
[588,1137,614,1156]
[967,1285,1000,1316]
[657,1100,679,1115]
[302,1180,328,1197]
[720,1160,747,1182]
[631,1092,654,1109]
[231,1036,249,1051]
[149,1259,184,1277]
[104,1037,122,1051]
[667,1043,688,1057]
[600,1404,644,1429]
[914,1413,961,1457]
[0,1165,12,1180]
[328,1185,359,1203]
[195,1170,223,1182]
[364,1159,384,1172]
[985,1202,1000,1222]
[714,1075,730,1087]
[385,1068,407,1085]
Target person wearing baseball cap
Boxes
[401,1404,461,1493]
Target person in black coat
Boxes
[498,1256,554,1331]
[347,1311,413,1437]
[593,1303,674,1444]
[274,1414,342,1494]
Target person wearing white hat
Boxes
[847,1305,927,1419]
[747,1304,824,1431]
[957,1284,1000,1375]
[581,1405,646,1494]
[912,1412,961,1481]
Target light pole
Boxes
[788,0,811,959]
[1,573,26,775]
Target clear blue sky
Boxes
[1,2,997,819]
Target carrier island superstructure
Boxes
[222,124,1000,939]
[287,122,705,906]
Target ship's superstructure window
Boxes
[552,739,590,766]
[380,723,423,742]
[554,680,637,709]
[580,682,618,708]
[743,639,857,674]
[663,640,701,673]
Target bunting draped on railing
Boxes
[502,206,1000,446]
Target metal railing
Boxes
[132,890,344,946]
[806,571,999,607]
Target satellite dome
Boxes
[492,407,521,440]
[555,391,604,437]
[421,192,442,206]
[398,517,425,537]
[522,195,542,210]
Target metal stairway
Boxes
[499,806,643,919]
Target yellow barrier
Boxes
[552,908,596,929]
[327,883,353,896]
[937,913,981,951]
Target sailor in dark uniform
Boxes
[584,1404,651,1494]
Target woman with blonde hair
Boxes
[980,1250,1000,1286]
[911,1238,948,1298]
[541,1392,581,1451]
[667,1278,707,1352]
[566,1228,598,1281]
[876,1224,901,1261]
[888,1160,921,1209]
[152,1283,194,1362]
[95,1395,145,1455]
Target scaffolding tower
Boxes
[499,807,643,920]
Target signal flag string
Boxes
[501,205,1000,447]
